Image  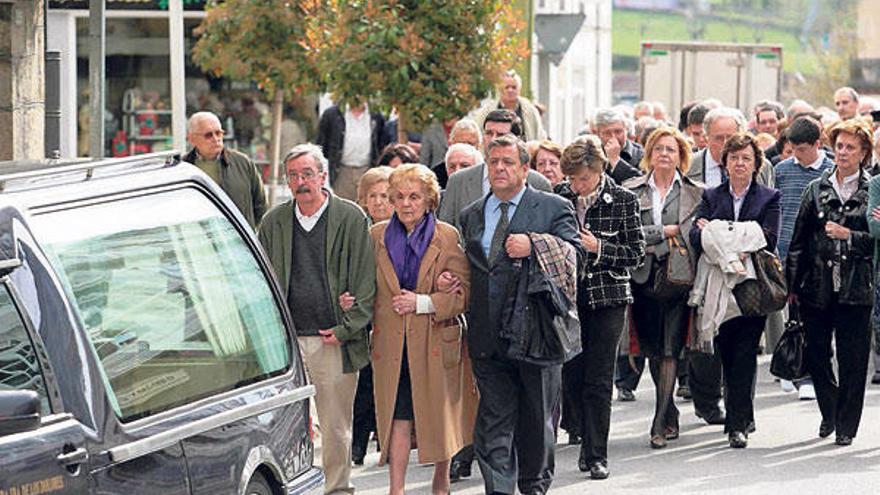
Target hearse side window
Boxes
[0,285,49,414]
[29,188,291,421]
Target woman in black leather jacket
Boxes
[554,135,645,479]
[785,118,875,447]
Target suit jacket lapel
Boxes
[465,198,489,272]
[679,181,702,223]
[416,240,442,293]
[374,227,402,294]
[507,186,537,234]
[465,164,485,204]
[722,187,736,219]
[739,182,758,220]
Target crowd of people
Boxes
[184,75,880,495]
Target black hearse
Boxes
[0,152,322,495]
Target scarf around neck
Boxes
[384,212,436,291]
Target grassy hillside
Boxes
[612,8,818,74]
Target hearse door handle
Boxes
[57,447,88,467]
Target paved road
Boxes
[344,356,880,494]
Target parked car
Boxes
[0,152,323,495]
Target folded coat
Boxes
[688,219,766,352]
[500,233,581,365]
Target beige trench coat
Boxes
[370,220,477,465]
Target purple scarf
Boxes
[384,212,436,291]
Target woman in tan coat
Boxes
[370,163,473,495]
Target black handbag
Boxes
[645,237,693,300]
[733,249,787,316]
[770,315,807,380]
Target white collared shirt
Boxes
[705,152,724,188]
[647,171,682,226]
[730,181,751,221]
[830,169,860,202]
[341,105,372,167]
[295,193,330,232]
[798,150,826,170]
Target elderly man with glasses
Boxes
[259,143,375,495]
[184,111,267,228]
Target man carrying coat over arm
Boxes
[459,134,584,495]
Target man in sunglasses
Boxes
[184,111,268,228]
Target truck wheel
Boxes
[245,473,273,495]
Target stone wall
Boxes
[0,0,44,161]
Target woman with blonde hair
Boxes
[623,127,704,448]
[349,165,395,465]
[791,118,875,446]
[370,164,474,494]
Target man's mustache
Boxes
[296,186,311,194]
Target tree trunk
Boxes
[268,88,284,207]
[397,110,408,145]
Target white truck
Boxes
[639,41,783,120]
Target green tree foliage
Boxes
[314,0,528,135]
[191,0,325,202]
[191,0,323,97]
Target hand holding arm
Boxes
[391,290,418,315]
[436,271,463,294]
[505,233,532,259]
[338,291,355,311]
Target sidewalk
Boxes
[342,356,880,494]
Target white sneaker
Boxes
[798,383,816,400]
[780,380,795,393]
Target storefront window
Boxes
[70,11,315,171]
[76,18,173,157]
[182,18,313,175]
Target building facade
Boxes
[531,0,613,143]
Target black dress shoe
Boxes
[568,433,582,445]
[618,388,636,402]
[835,435,853,446]
[676,385,692,399]
[819,421,835,438]
[696,408,726,425]
[449,460,471,482]
[589,461,610,480]
[577,446,589,472]
[650,434,667,449]
[351,444,367,466]
[728,431,748,448]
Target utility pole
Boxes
[169,0,186,153]
[88,0,105,158]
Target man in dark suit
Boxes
[460,134,583,494]
[438,110,551,231]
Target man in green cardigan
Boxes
[258,143,375,494]
[184,111,267,228]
